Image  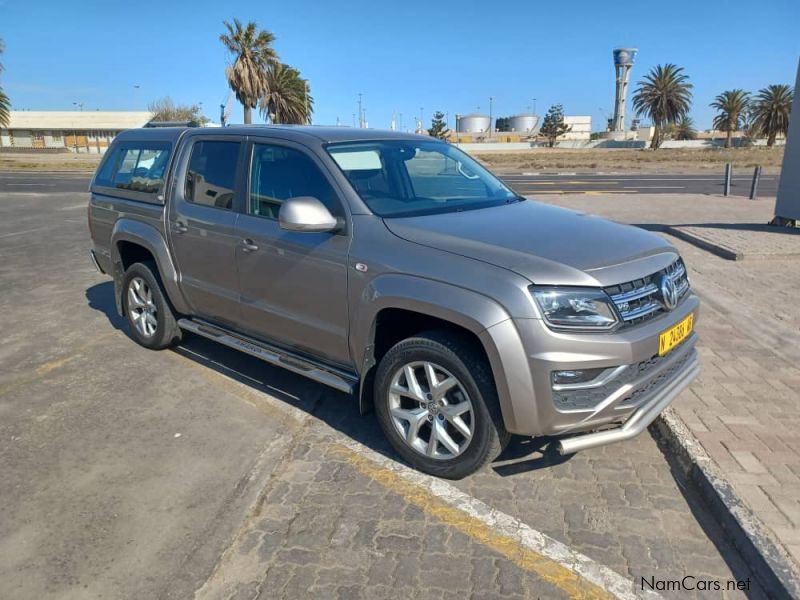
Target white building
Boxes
[560,116,592,141]
[0,111,153,153]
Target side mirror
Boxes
[278,196,338,233]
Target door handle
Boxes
[240,239,259,253]
[171,222,188,234]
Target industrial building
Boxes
[0,111,152,153]
[454,111,590,142]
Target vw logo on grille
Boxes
[659,274,679,310]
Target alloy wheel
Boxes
[127,276,158,338]
[388,361,474,460]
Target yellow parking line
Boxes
[333,445,614,600]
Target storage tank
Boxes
[457,113,490,134]
[509,114,539,134]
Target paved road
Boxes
[0,170,781,198]
[500,172,779,197]
[0,171,89,193]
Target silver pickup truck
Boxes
[88,126,699,479]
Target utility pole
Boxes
[489,96,494,138]
[358,93,363,128]
[420,107,424,130]
[533,98,537,114]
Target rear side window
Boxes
[185,141,241,210]
[94,142,171,195]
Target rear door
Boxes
[167,135,245,329]
[234,138,352,367]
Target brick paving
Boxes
[185,334,761,599]
[547,193,800,572]
[668,223,800,260]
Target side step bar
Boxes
[177,318,358,394]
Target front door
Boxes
[235,140,352,367]
[168,137,244,329]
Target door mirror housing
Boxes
[278,196,339,233]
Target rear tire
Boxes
[374,330,509,479]
[121,261,181,350]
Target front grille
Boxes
[618,349,692,408]
[605,258,689,327]
[552,341,691,412]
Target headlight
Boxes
[531,287,618,330]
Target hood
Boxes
[383,200,677,287]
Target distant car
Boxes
[88,126,699,479]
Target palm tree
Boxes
[673,115,697,140]
[220,19,279,124]
[752,84,793,147]
[632,64,693,149]
[259,63,313,124]
[0,39,10,128]
[711,89,749,148]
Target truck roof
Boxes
[112,125,434,145]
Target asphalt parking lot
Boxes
[0,174,766,599]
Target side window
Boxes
[249,144,337,220]
[110,143,171,194]
[185,140,241,210]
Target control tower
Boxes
[611,48,637,133]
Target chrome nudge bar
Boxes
[555,348,700,454]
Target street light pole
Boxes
[489,96,494,138]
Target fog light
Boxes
[552,368,605,386]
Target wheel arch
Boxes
[353,274,535,433]
[110,219,190,316]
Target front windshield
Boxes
[326,140,519,218]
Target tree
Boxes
[220,19,279,124]
[538,105,571,147]
[259,63,313,124]
[673,115,697,140]
[632,64,693,149]
[751,84,793,147]
[711,89,749,148]
[0,39,10,128]
[427,111,449,139]
[147,97,208,124]
[495,116,511,132]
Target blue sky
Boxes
[2,0,799,131]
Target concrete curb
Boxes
[652,408,800,599]
[664,226,743,260]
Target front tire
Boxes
[374,331,509,479]
[121,261,181,350]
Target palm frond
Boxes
[259,63,313,124]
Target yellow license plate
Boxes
[659,314,694,356]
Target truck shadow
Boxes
[84,281,570,476]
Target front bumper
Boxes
[556,345,699,453]
[502,293,699,447]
